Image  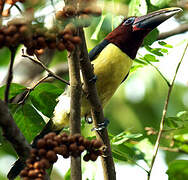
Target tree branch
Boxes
[147,41,188,180]
[79,28,116,180]
[68,45,82,180]
[22,54,70,85]
[4,48,17,103]
[0,99,31,179]
[158,24,188,40]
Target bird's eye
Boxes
[123,17,135,25]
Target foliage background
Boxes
[0,0,188,179]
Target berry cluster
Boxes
[0,20,81,55]
[20,132,103,180]
[56,1,101,27]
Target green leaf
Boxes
[158,41,173,48]
[135,138,153,165]
[112,131,142,145]
[177,111,188,121]
[144,29,159,46]
[30,83,63,118]
[0,83,25,100]
[143,54,159,62]
[150,0,173,8]
[134,58,149,65]
[174,134,188,143]
[130,65,144,72]
[64,168,71,180]
[128,0,147,16]
[167,160,188,180]
[145,45,164,56]
[9,103,45,143]
[91,15,106,40]
[111,144,135,161]
[165,117,184,129]
[0,47,11,67]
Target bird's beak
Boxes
[132,7,182,31]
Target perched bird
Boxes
[52,7,182,129]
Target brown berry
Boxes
[54,146,64,154]
[37,139,46,149]
[44,132,56,140]
[69,143,78,152]
[90,153,98,161]
[78,145,85,152]
[26,48,35,56]
[40,158,50,169]
[38,148,46,157]
[64,23,76,34]
[48,42,56,49]
[20,169,28,177]
[19,25,29,34]
[7,25,17,35]
[83,153,90,162]
[54,135,62,144]
[63,5,76,17]
[71,36,81,44]
[92,139,103,149]
[33,161,43,169]
[83,139,91,148]
[63,33,73,41]
[46,150,58,162]
[28,170,37,178]
[47,139,58,148]
[65,41,75,51]
[56,11,64,20]
[35,49,45,56]
[57,42,65,51]
[37,36,46,48]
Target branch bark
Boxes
[147,41,188,180]
[4,48,16,103]
[68,46,82,180]
[158,24,188,40]
[79,28,116,180]
[0,99,31,179]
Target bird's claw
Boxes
[91,118,109,131]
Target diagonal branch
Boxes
[158,24,188,40]
[4,48,17,103]
[79,28,116,180]
[0,99,32,179]
[147,41,188,180]
[22,54,70,85]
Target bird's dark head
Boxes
[105,7,182,59]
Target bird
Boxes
[52,7,182,130]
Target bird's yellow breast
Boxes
[81,43,133,116]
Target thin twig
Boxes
[22,54,70,85]
[4,48,17,103]
[147,61,170,87]
[79,28,116,180]
[147,41,188,180]
[17,74,51,105]
[13,3,23,14]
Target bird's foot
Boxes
[91,118,109,131]
[89,75,97,83]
